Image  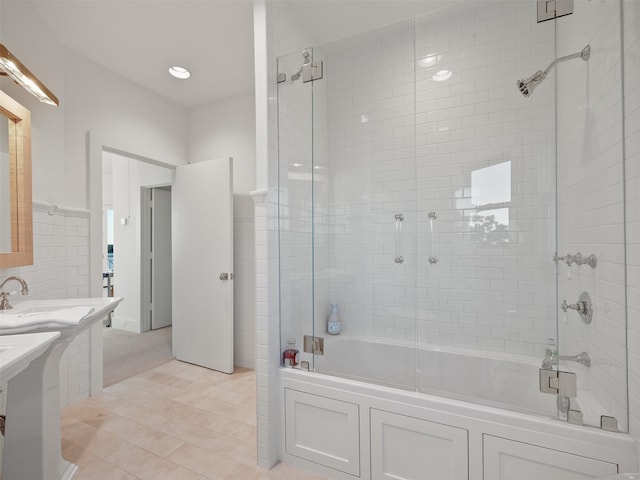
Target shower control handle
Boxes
[560,300,583,313]
[560,292,592,324]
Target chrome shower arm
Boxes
[518,45,590,98]
[543,45,591,76]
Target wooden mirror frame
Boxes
[0,90,32,268]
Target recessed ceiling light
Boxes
[432,69,452,82]
[168,66,191,79]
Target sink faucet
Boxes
[541,348,591,369]
[0,276,29,310]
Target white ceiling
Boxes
[31,0,256,108]
[29,0,458,109]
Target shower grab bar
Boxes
[394,213,404,264]
[428,211,438,265]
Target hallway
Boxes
[102,326,173,387]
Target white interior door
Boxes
[151,187,172,329]
[173,158,234,373]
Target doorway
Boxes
[102,151,173,332]
[101,151,174,384]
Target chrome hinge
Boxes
[303,335,324,355]
[600,415,618,432]
[539,368,577,397]
[302,61,323,83]
[567,409,583,425]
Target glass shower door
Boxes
[414,2,559,417]
[277,49,316,367]
[310,19,419,391]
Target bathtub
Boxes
[280,337,638,480]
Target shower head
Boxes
[517,70,547,98]
[517,45,591,98]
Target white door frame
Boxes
[87,131,183,394]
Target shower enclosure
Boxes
[277,0,628,433]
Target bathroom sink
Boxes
[0,296,123,336]
[0,331,60,384]
[1,296,123,480]
[1,296,121,313]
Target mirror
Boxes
[0,90,33,268]
[1,115,10,251]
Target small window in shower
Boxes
[471,161,511,207]
[468,161,511,244]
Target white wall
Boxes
[189,91,256,216]
[187,91,257,368]
[0,0,66,206]
[623,0,640,465]
[65,50,188,208]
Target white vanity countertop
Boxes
[0,331,61,384]
[0,297,123,335]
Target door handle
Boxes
[219,273,233,281]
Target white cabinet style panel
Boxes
[483,435,618,480]
[285,389,360,476]
[370,409,468,480]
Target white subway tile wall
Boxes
[255,3,284,463]
[253,189,281,468]
[0,205,91,408]
[413,3,556,355]
[234,215,256,368]
[323,19,419,346]
[623,0,640,462]
[320,2,557,356]
[557,0,628,429]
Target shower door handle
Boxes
[394,214,404,264]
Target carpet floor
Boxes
[102,326,173,387]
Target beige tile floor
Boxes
[62,360,327,480]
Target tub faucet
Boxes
[0,275,29,310]
[541,348,591,369]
